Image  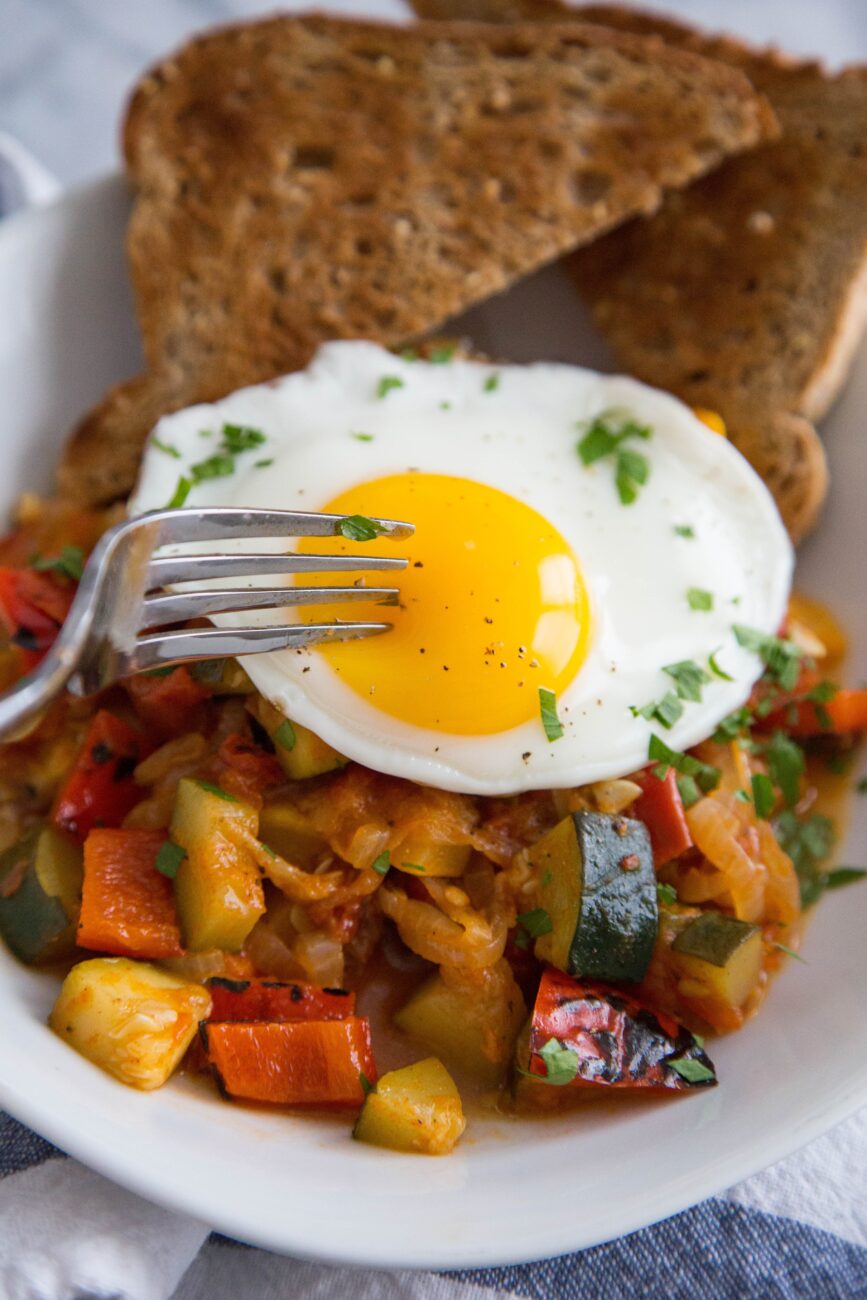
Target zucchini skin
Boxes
[533,812,657,983]
[0,824,83,963]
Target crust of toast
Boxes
[58,12,775,505]
[412,2,862,541]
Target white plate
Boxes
[0,176,865,1270]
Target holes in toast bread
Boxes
[294,145,336,170]
[495,42,532,59]
[583,61,613,86]
[347,191,376,208]
[355,237,374,256]
[687,369,711,384]
[268,267,288,294]
[571,170,611,206]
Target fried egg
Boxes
[130,342,793,795]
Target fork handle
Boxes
[0,645,76,740]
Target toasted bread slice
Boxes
[59,12,775,505]
[413,3,864,541]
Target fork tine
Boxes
[147,552,408,587]
[147,507,413,545]
[119,622,392,676]
[140,586,399,629]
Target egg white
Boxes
[130,342,794,795]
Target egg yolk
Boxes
[296,473,591,735]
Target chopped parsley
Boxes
[273,719,296,751]
[751,772,775,820]
[221,423,266,454]
[339,514,384,543]
[371,851,391,876]
[765,731,805,808]
[674,524,695,539]
[514,907,552,950]
[648,733,720,794]
[376,375,405,398]
[400,861,426,873]
[166,476,192,509]
[483,373,500,393]
[534,1037,579,1086]
[428,345,456,364]
[634,692,683,730]
[197,781,238,803]
[713,705,753,744]
[351,432,374,442]
[708,649,733,681]
[190,452,235,482]
[687,587,713,612]
[774,942,807,964]
[359,1071,375,1096]
[576,411,652,506]
[664,659,711,703]
[676,774,701,808]
[775,810,834,907]
[657,882,679,906]
[154,841,186,879]
[539,687,564,742]
[151,436,181,459]
[254,458,274,469]
[30,545,85,582]
[733,624,803,692]
[825,867,867,891]
[668,1056,715,1084]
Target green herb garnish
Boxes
[649,733,720,793]
[401,862,426,873]
[221,423,266,454]
[674,524,695,539]
[351,432,374,442]
[676,774,701,808]
[166,476,192,509]
[154,841,186,879]
[339,514,384,542]
[483,373,500,393]
[254,458,274,469]
[273,720,296,751]
[539,687,564,742]
[775,810,834,907]
[190,453,235,482]
[30,545,85,582]
[668,1056,715,1084]
[825,867,867,891]
[751,772,775,820]
[765,731,805,808]
[514,907,552,950]
[428,345,456,364]
[359,1071,374,1097]
[687,587,713,612]
[774,942,807,964]
[733,624,803,692]
[535,1038,579,1087]
[197,781,238,803]
[708,649,733,681]
[377,375,405,398]
[657,882,679,906]
[857,778,867,795]
[664,659,711,703]
[577,411,652,506]
[371,851,391,876]
[152,436,181,459]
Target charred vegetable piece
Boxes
[77,829,183,959]
[202,1017,376,1105]
[517,968,716,1100]
[671,911,763,1010]
[530,812,657,983]
[394,967,526,1088]
[257,803,330,868]
[353,1058,466,1155]
[49,957,210,1090]
[52,710,142,842]
[632,768,693,866]
[252,697,347,780]
[390,836,470,879]
[206,977,355,1022]
[170,778,265,951]
[0,824,83,963]
[0,566,75,670]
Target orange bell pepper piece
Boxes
[202,1018,377,1106]
[77,828,183,959]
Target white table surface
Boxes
[1,0,865,190]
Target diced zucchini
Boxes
[530,812,657,983]
[391,836,470,879]
[394,966,526,1088]
[49,957,211,1090]
[353,1058,465,1155]
[672,912,762,1009]
[0,824,83,963]
[258,802,329,868]
[170,778,265,951]
[252,697,346,779]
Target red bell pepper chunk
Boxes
[202,1018,377,1105]
[211,733,285,803]
[632,767,692,866]
[0,567,75,669]
[77,828,183,959]
[527,968,715,1091]
[763,688,867,737]
[52,710,142,842]
[125,667,210,739]
[205,978,355,1023]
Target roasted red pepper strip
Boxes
[52,711,142,842]
[632,767,692,866]
[77,828,183,958]
[527,968,715,1091]
[205,977,355,1023]
[210,733,285,804]
[762,688,867,737]
[0,568,75,669]
[125,667,210,739]
[202,1018,376,1105]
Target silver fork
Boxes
[0,506,413,740]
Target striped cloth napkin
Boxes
[0,96,865,1300]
